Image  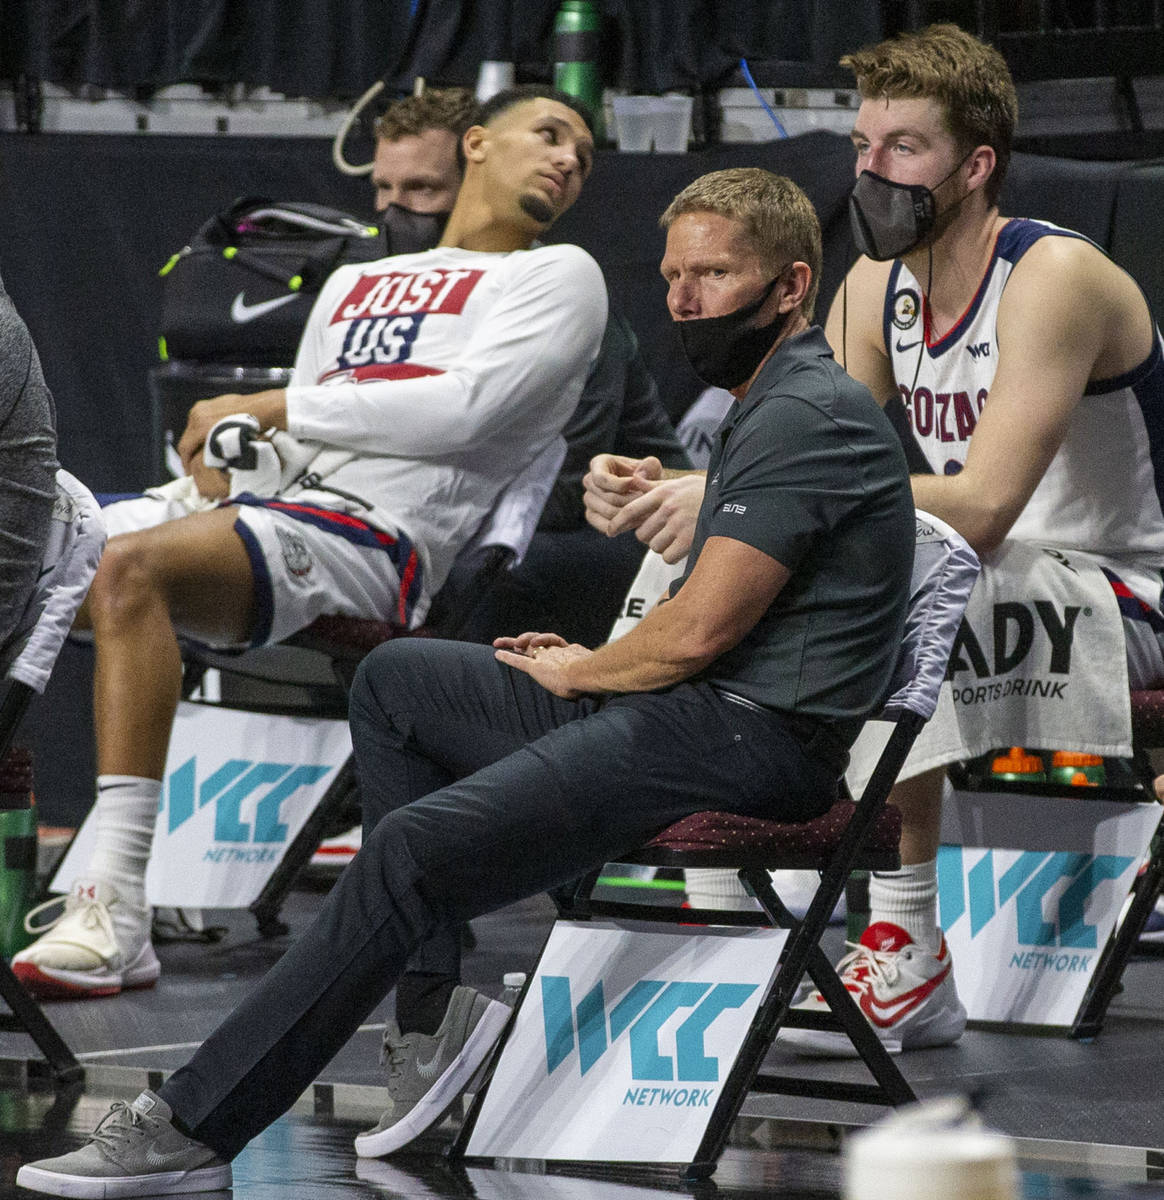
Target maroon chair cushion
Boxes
[626,800,902,870]
[287,614,425,661]
[1132,690,1164,748]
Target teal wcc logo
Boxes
[540,975,757,1101]
[161,757,332,844]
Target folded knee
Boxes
[88,535,160,624]
[352,638,433,718]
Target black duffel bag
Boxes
[158,197,384,367]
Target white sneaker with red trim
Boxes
[12,879,159,999]
[780,920,966,1057]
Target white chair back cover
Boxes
[881,510,979,723]
[2,469,106,693]
[467,435,566,567]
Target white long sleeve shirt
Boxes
[264,242,606,601]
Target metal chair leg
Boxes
[0,962,82,1084]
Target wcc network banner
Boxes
[53,701,352,908]
[466,920,786,1163]
[936,791,1161,1026]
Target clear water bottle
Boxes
[500,970,527,1009]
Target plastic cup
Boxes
[612,95,655,152]
[650,94,692,152]
[845,1099,1019,1200]
[475,61,515,103]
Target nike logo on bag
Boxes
[895,338,922,353]
[230,292,299,323]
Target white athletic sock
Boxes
[86,775,160,912]
[683,868,758,911]
[869,860,940,952]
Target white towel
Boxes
[848,538,1131,794]
[6,470,106,693]
[606,548,686,642]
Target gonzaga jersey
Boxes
[885,218,1164,574]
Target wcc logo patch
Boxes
[163,756,333,861]
[892,287,920,329]
[939,847,1135,978]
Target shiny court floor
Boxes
[5,883,1164,1198]
[5,1087,1164,1200]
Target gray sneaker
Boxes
[16,1090,231,1198]
[354,984,511,1158]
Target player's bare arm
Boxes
[824,255,896,405]
[177,389,288,476]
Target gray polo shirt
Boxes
[673,326,913,740]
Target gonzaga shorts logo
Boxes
[276,525,313,577]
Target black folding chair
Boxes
[1059,687,1164,1036]
[460,511,979,1178]
[0,470,105,1084]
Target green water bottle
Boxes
[0,748,36,957]
[553,1,604,140]
[1049,751,1106,786]
[846,871,870,943]
[990,746,1045,783]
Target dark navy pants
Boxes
[159,638,838,1158]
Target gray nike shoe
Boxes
[16,1090,231,1198]
[354,984,511,1158]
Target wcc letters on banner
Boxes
[937,787,1161,1026]
[466,920,786,1163]
[53,701,352,908]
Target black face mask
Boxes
[676,271,791,391]
[378,204,451,257]
[848,152,974,261]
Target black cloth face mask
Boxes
[379,204,451,256]
[848,151,974,261]
[677,270,791,391]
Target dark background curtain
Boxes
[2,1,880,98]
[1,1,408,98]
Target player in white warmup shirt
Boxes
[14,85,606,1001]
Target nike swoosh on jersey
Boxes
[895,337,922,353]
[230,292,299,323]
[859,961,951,1028]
